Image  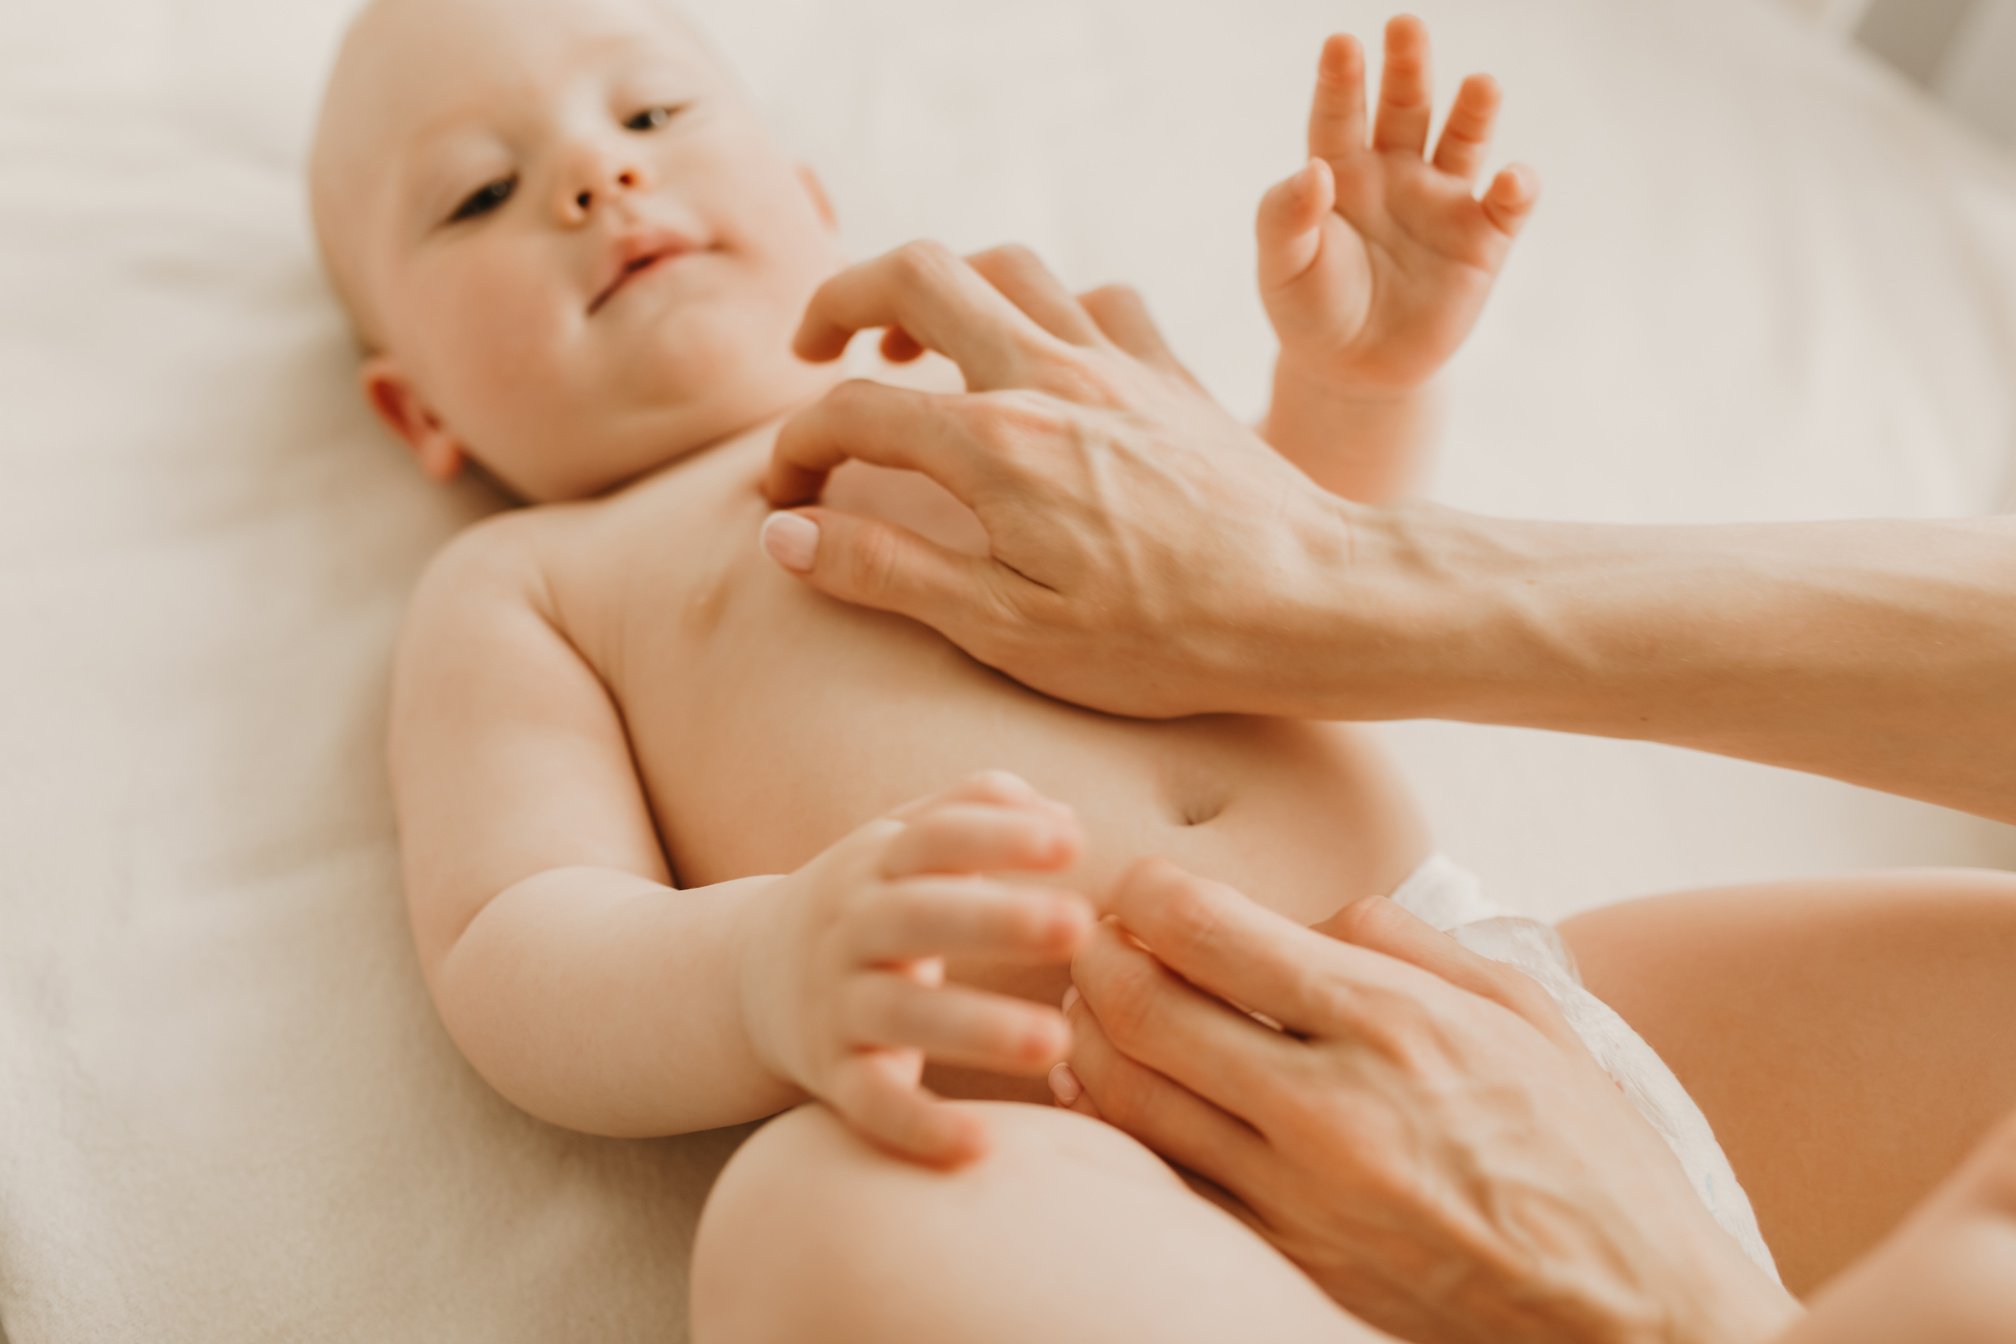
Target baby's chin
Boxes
[478,338,969,504]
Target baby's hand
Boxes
[739,771,1091,1167]
[1258,15,1538,397]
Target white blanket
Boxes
[3,0,2013,1337]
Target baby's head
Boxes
[309,0,848,503]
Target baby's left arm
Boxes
[1256,17,1537,503]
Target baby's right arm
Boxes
[390,519,1084,1160]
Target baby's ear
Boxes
[796,164,838,232]
[359,356,466,484]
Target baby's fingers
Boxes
[851,880,1092,965]
[1480,164,1540,239]
[882,802,1081,878]
[828,1050,988,1167]
[1256,159,1335,294]
[844,972,1072,1076]
[1371,14,1433,156]
[1432,73,1500,183]
[1306,33,1368,162]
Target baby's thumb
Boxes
[1256,158,1334,293]
[760,508,983,635]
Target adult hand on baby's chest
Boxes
[758,241,1359,721]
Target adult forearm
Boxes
[430,865,806,1138]
[1297,505,2016,821]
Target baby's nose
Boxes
[556,153,646,225]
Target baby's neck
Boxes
[607,347,962,501]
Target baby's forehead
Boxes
[340,0,707,134]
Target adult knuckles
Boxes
[1320,896,1390,950]
[1087,952,1164,1047]
[837,518,908,605]
[965,387,1066,448]
[1087,1056,1160,1128]
[1157,871,1235,958]
[891,238,959,289]
[1038,351,1128,408]
[972,242,1047,281]
[1082,281,1143,309]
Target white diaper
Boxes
[1386,854,1780,1281]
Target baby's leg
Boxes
[1559,869,2016,1297]
[690,1100,1382,1344]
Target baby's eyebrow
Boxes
[396,115,503,218]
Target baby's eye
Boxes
[447,176,516,224]
[624,104,687,132]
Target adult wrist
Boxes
[1260,495,1519,722]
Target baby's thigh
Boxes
[1561,869,2016,1296]
[691,1100,1370,1344]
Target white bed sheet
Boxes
[2,0,2013,1337]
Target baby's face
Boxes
[311,0,848,502]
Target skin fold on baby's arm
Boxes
[1254,16,1537,504]
[389,515,1088,1163]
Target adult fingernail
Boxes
[1048,1062,1082,1105]
[760,512,818,573]
[1060,986,1080,1016]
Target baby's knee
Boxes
[689,1100,1178,1343]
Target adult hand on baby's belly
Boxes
[1052,860,1799,1344]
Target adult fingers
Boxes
[965,245,1105,347]
[761,506,1017,646]
[847,879,1092,965]
[1070,914,1299,1108]
[1431,73,1500,182]
[1321,895,1581,1052]
[792,239,1056,388]
[876,245,1105,362]
[1105,857,1355,1035]
[1077,284,1196,385]
[880,803,1081,878]
[763,377,999,508]
[1307,32,1369,162]
[842,974,1071,1075]
[826,1049,989,1167]
[1057,981,1271,1194]
[1371,14,1433,156]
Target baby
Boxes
[308,0,1771,1269]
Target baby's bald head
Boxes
[307,0,708,350]
[301,0,846,504]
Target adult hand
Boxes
[759,240,1418,720]
[1052,858,1800,1344]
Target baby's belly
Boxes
[621,541,1432,1105]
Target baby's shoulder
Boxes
[408,505,598,645]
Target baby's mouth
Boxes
[589,241,697,315]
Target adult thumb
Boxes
[760,508,990,635]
